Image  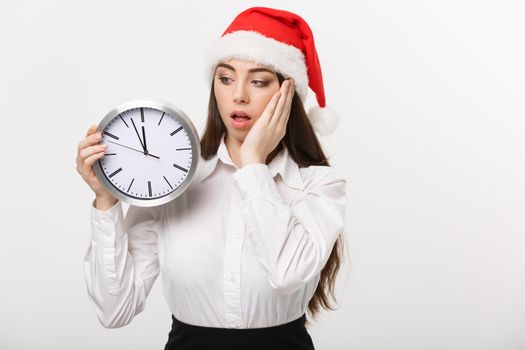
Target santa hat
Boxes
[205,6,340,136]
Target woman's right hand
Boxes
[76,124,116,202]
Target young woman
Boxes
[76,7,348,350]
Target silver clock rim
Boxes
[93,99,200,208]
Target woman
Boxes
[76,7,348,350]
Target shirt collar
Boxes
[198,133,303,190]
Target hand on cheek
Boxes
[239,79,295,167]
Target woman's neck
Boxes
[224,134,244,168]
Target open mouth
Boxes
[230,110,252,128]
[230,110,251,121]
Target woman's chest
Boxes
[155,173,299,290]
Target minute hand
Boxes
[130,118,145,151]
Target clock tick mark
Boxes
[103,131,119,140]
[109,167,123,178]
[170,126,183,136]
[173,164,188,173]
[163,176,173,190]
[127,178,134,193]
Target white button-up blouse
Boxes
[83,133,348,329]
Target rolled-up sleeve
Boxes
[231,163,347,295]
[83,200,161,328]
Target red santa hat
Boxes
[205,6,340,136]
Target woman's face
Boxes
[214,58,281,142]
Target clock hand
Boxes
[130,118,146,151]
[106,140,160,159]
[142,126,148,152]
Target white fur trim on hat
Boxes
[205,30,309,102]
[307,105,340,136]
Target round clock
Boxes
[93,99,200,207]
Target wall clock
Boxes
[93,99,200,207]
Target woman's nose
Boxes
[233,82,249,104]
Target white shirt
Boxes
[83,133,348,329]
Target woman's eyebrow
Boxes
[216,63,275,74]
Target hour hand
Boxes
[142,126,148,152]
[131,118,145,151]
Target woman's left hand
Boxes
[239,79,295,166]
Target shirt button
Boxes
[101,217,110,224]
[230,276,236,283]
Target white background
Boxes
[1,0,524,349]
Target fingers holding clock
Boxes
[76,124,110,197]
[79,147,107,180]
[78,142,107,165]
[77,133,106,165]
[85,124,96,137]
[76,127,107,173]
[78,127,102,151]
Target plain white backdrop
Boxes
[0,0,524,349]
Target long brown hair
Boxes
[200,72,346,326]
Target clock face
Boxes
[96,104,198,205]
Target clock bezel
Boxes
[93,99,200,208]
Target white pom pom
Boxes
[307,105,340,136]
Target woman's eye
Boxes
[217,77,268,87]
[253,80,268,87]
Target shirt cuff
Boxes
[231,163,284,203]
[90,199,125,244]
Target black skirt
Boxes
[164,314,315,350]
